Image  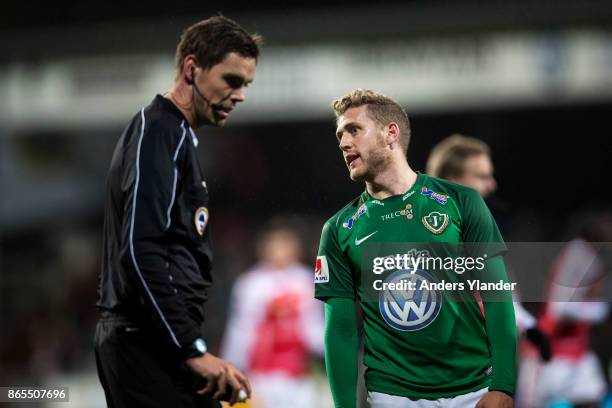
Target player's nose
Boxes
[339,133,352,151]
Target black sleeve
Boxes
[120,111,200,353]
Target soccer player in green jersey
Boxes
[315,89,517,407]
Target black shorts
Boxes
[94,315,221,408]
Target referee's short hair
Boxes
[175,16,263,76]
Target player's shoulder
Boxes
[324,194,364,231]
[421,174,481,204]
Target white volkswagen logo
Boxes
[379,269,442,331]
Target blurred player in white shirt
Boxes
[221,223,326,408]
[518,212,611,408]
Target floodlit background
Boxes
[1,1,611,407]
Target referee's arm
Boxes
[120,116,201,354]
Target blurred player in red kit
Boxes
[517,211,611,407]
[221,223,326,408]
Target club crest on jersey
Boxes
[343,203,367,229]
[194,207,209,236]
[314,256,330,283]
[422,211,449,234]
[420,187,448,205]
[379,269,442,331]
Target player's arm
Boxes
[461,189,517,398]
[324,297,358,408]
[315,218,358,408]
[480,256,517,396]
[119,115,201,352]
[514,300,551,362]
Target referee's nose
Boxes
[232,86,247,104]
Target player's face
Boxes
[261,231,301,269]
[336,105,389,181]
[454,154,497,198]
[193,52,256,127]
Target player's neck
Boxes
[366,160,417,200]
[165,82,197,128]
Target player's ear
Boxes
[386,122,401,148]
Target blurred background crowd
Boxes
[1,1,611,407]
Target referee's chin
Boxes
[198,115,227,128]
[214,118,228,127]
[209,113,229,128]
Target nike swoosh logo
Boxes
[355,231,378,246]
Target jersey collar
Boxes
[361,172,426,205]
[155,94,189,123]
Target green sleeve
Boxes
[324,297,358,408]
[460,188,507,258]
[315,219,355,299]
[480,256,517,395]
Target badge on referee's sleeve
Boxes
[194,207,209,236]
[315,256,329,283]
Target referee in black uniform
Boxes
[95,17,261,407]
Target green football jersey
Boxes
[315,173,508,399]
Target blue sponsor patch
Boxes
[343,203,367,229]
[420,187,448,205]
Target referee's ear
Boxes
[182,55,199,84]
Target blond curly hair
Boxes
[332,89,411,155]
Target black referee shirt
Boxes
[98,95,213,353]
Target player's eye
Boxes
[349,126,359,135]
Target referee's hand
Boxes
[185,353,252,405]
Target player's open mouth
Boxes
[345,153,359,168]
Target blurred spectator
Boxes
[221,221,325,408]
